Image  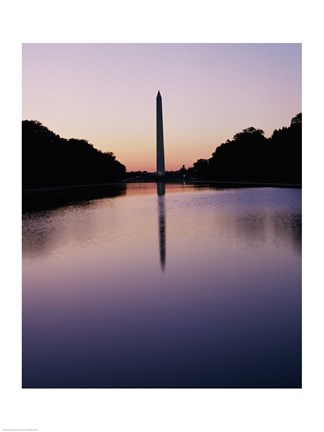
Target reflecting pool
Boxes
[22,184,301,388]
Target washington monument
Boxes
[156,91,165,175]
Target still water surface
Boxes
[22,184,301,388]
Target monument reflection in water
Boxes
[157,182,166,270]
[22,184,301,388]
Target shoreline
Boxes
[185,179,301,188]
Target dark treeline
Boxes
[188,113,302,184]
[22,120,126,188]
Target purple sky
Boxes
[22,43,301,171]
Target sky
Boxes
[22,43,301,172]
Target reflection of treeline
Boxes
[23,183,127,212]
[188,113,301,184]
[22,120,126,188]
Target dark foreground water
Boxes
[22,184,301,388]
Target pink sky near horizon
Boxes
[22,43,301,172]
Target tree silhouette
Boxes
[188,114,301,184]
[22,120,126,188]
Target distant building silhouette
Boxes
[156,91,165,175]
